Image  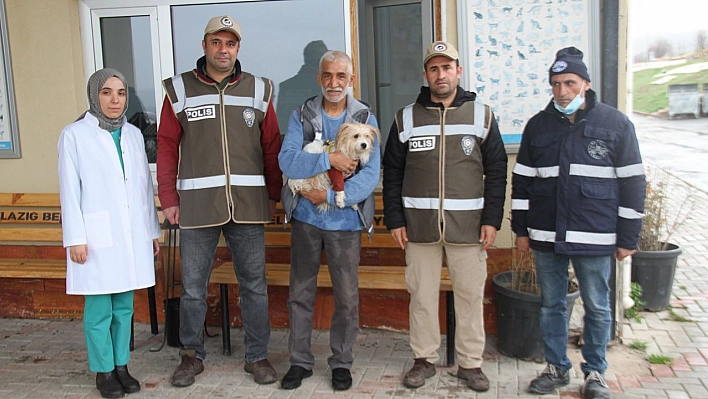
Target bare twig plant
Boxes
[510,244,540,294]
[508,217,579,295]
[638,166,695,251]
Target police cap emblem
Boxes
[220,17,233,27]
[551,60,568,73]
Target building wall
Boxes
[1,0,85,193]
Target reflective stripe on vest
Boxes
[177,174,266,190]
[403,196,484,211]
[399,101,487,142]
[171,75,267,114]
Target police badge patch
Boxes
[243,108,255,128]
[461,135,475,156]
[588,140,609,159]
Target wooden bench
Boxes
[0,193,159,338]
[209,261,459,365]
[0,258,67,278]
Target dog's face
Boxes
[335,123,380,162]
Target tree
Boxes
[697,30,708,52]
[648,39,672,59]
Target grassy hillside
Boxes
[633,58,708,114]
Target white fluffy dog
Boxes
[288,122,380,212]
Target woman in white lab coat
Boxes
[58,68,161,399]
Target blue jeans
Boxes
[533,250,612,375]
[179,222,270,362]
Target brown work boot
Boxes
[170,352,204,388]
[244,358,277,384]
[403,358,436,388]
[457,366,490,391]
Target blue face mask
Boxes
[553,93,585,115]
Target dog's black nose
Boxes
[360,143,367,149]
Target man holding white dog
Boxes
[382,41,507,391]
[278,50,380,391]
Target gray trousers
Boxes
[287,219,361,370]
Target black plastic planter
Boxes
[631,243,682,311]
[493,271,580,362]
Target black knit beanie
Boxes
[83,68,128,131]
[548,47,591,82]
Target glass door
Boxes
[361,0,432,145]
[90,8,161,165]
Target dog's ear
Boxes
[364,124,381,142]
[336,122,354,139]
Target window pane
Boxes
[100,16,158,162]
[171,1,346,133]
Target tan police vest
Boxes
[396,100,490,244]
[162,71,273,228]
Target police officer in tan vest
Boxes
[383,41,508,391]
[157,15,282,388]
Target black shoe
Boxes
[332,368,352,391]
[281,365,313,390]
[114,365,140,394]
[96,370,125,399]
[581,371,611,399]
[528,364,570,394]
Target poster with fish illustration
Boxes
[458,0,593,148]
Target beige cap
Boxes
[204,15,241,41]
[423,41,459,66]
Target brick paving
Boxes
[1,174,707,398]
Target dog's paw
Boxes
[335,191,346,208]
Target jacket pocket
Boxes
[83,211,113,249]
[579,182,617,200]
[572,182,619,232]
[583,126,616,141]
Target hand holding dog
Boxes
[301,189,327,205]
[329,151,358,175]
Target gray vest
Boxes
[281,94,376,238]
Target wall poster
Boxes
[0,0,20,159]
[457,0,596,152]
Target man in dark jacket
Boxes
[382,41,507,392]
[511,47,646,399]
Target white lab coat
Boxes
[58,113,161,295]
